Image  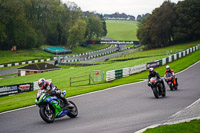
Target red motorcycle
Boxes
[165,72,178,91]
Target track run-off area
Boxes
[0,61,200,133]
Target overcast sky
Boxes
[61,0,182,16]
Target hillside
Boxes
[106,20,138,41]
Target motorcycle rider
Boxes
[164,65,178,86]
[148,67,166,90]
[38,78,73,109]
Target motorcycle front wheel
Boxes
[39,105,55,123]
[162,87,166,97]
[152,87,159,99]
[169,84,173,91]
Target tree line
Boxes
[85,11,149,21]
[137,0,200,48]
[0,0,107,50]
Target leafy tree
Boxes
[173,0,200,42]
[137,1,177,48]
[67,19,86,49]
[150,1,177,47]
[137,17,151,46]
[137,15,142,21]
[85,13,104,40]
[0,0,107,50]
[100,14,107,36]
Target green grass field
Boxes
[0,20,199,132]
[144,119,200,133]
[106,20,138,40]
[0,44,109,65]
[0,41,200,112]
[2,41,197,87]
[109,41,199,61]
[0,20,139,65]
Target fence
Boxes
[70,74,91,87]
[106,45,199,82]
[106,64,146,82]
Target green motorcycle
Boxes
[35,90,78,123]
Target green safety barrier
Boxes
[115,69,123,79]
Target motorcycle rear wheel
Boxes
[175,85,178,90]
[39,105,55,123]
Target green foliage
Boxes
[86,13,104,40]
[137,1,176,48]
[0,0,104,50]
[137,0,200,48]
[100,14,107,36]
[174,0,200,42]
[68,19,86,49]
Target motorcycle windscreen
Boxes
[166,72,172,77]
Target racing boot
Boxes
[60,95,74,110]
[65,99,74,110]
[62,98,74,110]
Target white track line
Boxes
[1,61,199,115]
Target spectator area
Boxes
[44,47,72,55]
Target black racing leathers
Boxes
[148,71,165,89]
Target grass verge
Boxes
[0,73,17,78]
[0,44,110,65]
[109,41,200,61]
[0,47,199,112]
[144,119,200,133]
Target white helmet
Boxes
[38,78,46,87]
[149,67,154,73]
[166,65,170,71]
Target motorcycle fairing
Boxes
[57,110,69,118]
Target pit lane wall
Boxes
[106,45,199,82]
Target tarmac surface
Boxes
[0,68,18,76]
[136,97,200,133]
[0,61,199,133]
[136,61,200,132]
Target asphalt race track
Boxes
[0,61,200,133]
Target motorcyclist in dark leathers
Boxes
[148,67,166,90]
